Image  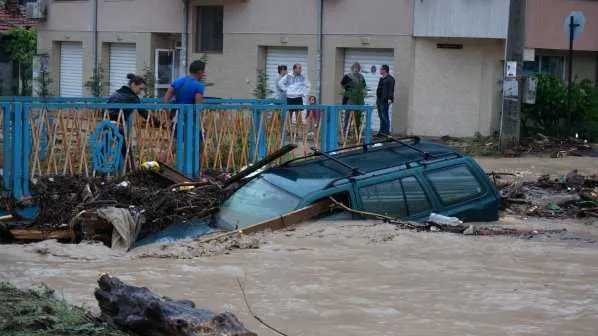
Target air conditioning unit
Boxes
[26,0,48,20]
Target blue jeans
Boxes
[377,102,390,134]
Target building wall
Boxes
[98,0,180,33]
[188,0,413,133]
[37,0,181,95]
[41,0,180,34]
[411,38,504,137]
[526,0,598,51]
[323,0,411,35]
[413,0,509,38]
[41,0,91,33]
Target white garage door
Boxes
[266,47,308,100]
[109,43,137,94]
[343,49,394,132]
[59,42,84,97]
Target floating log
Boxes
[94,274,257,336]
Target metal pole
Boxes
[499,0,526,151]
[315,0,323,103]
[567,16,575,135]
[93,0,98,69]
[181,0,189,75]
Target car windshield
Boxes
[211,176,302,231]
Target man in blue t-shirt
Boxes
[163,60,205,104]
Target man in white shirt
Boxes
[278,63,310,122]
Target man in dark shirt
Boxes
[375,64,395,137]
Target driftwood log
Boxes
[94,274,257,336]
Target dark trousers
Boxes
[286,97,303,121]
[376,101,390,134]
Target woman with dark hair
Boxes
[107,73,151,170]
[108,73,148,123]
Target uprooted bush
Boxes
[522,74,598,140]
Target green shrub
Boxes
[522,74,598,140]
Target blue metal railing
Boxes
[0,98,373,218]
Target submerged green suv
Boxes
[139,137,500,246]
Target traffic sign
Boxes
[564,11,585,41]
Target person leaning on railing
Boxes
[161,60,206,141]
[107,73,153,170]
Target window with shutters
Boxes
[195,6,223,53]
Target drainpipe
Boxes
[92,0,99,70]
[315,0,323,103]
[181,0,189,76]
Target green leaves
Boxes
[84,65,109,97]
[4,27,37,64]
[522,74,598,140]
[253,69,271,99]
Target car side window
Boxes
[359,179,408,218]
[400,176,431,215]
[426,165,483,205]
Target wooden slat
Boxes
[198,199,331,244]
[10,229,74,241]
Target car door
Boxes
[355,171,434,221]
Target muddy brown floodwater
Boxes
[2,156,598,336]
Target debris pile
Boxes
[439,133,597,158]
[520,133,597,158]
[496,170,598,218]
[2,164,236,246]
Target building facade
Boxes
[523,0,598,83]
[35,0,598,137]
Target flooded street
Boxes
[2,157,598,336]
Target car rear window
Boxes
[426,164,483,205]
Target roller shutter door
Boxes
[109,43,137,94]
[59,42,84,97]
[266,47,308,100]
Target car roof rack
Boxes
[279,136,423,168]
[310,147,363,176]
[379,135,432,160]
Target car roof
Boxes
[261,139,463,198]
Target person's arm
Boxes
[194,92,204,104]
[278,74,289,93]
[341,74,351,89]
[163,87,175,103]
[388,77,395,103]
[194,82,205,104]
